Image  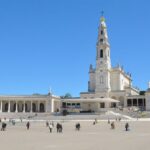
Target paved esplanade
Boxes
[0,121,150,150]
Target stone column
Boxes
[15,101,18,113]
[8,101,10,113]
[38,101,39,112]
[30,101,32,113]
[37,101,39,112]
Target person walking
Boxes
[56,123,59,133]
[49,123,53,133]
[111,122,115,129]
[26,121,30,130]
[1,122,7,131]
[125,122,129,131]
[75,123,80,131]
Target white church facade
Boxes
[0,16,150,113]
[62,16,149,113]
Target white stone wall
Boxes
[110,69,131,91]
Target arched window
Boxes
[100,39,103,42]
[100,49,103,58]
[32,103,36,112]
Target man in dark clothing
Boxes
[75,123,80,131]
[1,122,7,131]
[125,122,129,131]
[26,121,30,130]
[56,123,59,133]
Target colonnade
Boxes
[127,98,145,109]
[0,100,46,113]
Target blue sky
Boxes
[0,0,150,96]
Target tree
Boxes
[61,93,72,99]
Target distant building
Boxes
[0,16,150,113]
[62,16,150,112]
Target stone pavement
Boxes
[0,121,150,150]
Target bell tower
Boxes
[95,14,111,95]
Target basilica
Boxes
[0,16,150,113]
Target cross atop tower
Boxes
[100,11,105,22]
[101,11,104,17]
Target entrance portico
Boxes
[62,97,119,113]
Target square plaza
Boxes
[0,121,150,150]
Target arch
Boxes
[13,103,16,112]
[25,103,28,112]
[17,103,23,112]
[127,99,132,107]
[32,103,36,112]
[4,103,8,112]
[39,103,45,112]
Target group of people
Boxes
[46,121,63,133]
[46,121,81,133]
[93,118,98,125]
[1,122,7,131]
[0,117,130,132]
[108,118,129,131]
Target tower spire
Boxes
[95,15,111,94]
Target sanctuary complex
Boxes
[0,16,150,114]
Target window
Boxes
[67,103,71,106]
[100,103,105,108]
[72,103,75,106]
[100,49,103,58]
[101,30,103,35]
[111,103,116,108]
[100,39,103,43]
[76,103,80,108]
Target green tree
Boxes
[61,93,72,99]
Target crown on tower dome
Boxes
[99,11,106,28]
[100,11,105,22]
[100,17,107,29]
[100,16,105,22]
